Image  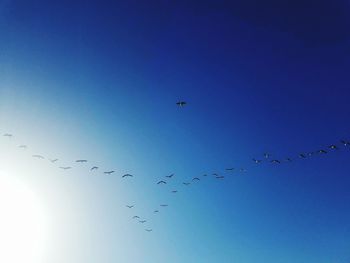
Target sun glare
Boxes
[0,173,47,263]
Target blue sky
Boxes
[1,0,350,262]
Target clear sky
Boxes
[1,0,350,262]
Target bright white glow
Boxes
[0,173,47,263]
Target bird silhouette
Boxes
[32,155,44,159]
[145,229,153,232]
[176,101,186,107]
[270,159,281,164]
[157,180,166,185]
[340,140,350,146]
[139,220,147,223]
[126,205,134,208]
[252,158,262,164]
[171,190,178,193]
[299,153,307,158]
[3,133,12,138]
[212,173,220,177]
[18,145,27,149]
[216,176,225,179]
[165,174,174,178]
[183,182,190,186]
[132,216,140,219]
[202,174,208,176]
[192,177,200,181]
[91,166,98,171]
[318,149,327,154]
[122,174,133,178]
[160,204,168,207]
[154,210,159,213]
[76,159,87,163]
[225,168,234,171]
[50,159,58,163]
[59,166,72,170]
[104,171,115,174]
[263,153,271,159]
[285,158,292,162]
[328,145,338,150]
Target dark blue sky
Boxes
[1,1,350,262]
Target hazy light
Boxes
[0,173,48,263]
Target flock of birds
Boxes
[1,101,349,232]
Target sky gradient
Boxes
[1,1,350,262]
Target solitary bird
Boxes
[263,153,271,159]
[171,190,178,193]
[225,168,234,171]
[157,180,166,185]
[183,182,190,186]
[76,159,87,163]
[50,158,58,163]
[3,133,12,138]
[145,229,153,232]
[91,166,98,171]
[32,155,44,159]
[216,176,225,179]
[270,159,281,164]
[126,205,134,208]
[139,220,147,223]
[104,171,115,174]
[160,204,168,207]
[18,145,27,149]
[132,216,140,219]
[212,173,220,177]
[192,177,200,181]
[122,174,133,178]
[59,166,72,170]
[299,153,307,158]
[202,174,208,177]
[285,158,292,162]
[176,101,186,107]
[165,174,174,178]
[340,140,350,146]
[154,210,159,213]
[328,145,338,150]
[252,158,262,164]
[318,149,327,154]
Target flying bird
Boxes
[318,149,327,154]
[212,173,220,177]
[165,174,174,178]
[176,101,186,107]
[145,229,153,232]
[104,171,115,174]
[139,220,147,223]
[50,158,58,163]
[132,216,140,219]
[252,158,262,164]
[154,210,159,213]
[285,157,292,162]
[3,133,12,138]
[270,159,281,164]
[157,180,166,185]
[122,174,133,178]
[328,145,338,150]
[91,166,98,171]
[18,145,27,149]
[340,140,350,146]
[76,159,87,163]
[126,205,134,208]
[32,155,44,159]
[216,176,225,179]
[299,153,307,158]
[202,174,208,177]
[171,190,178,193]
[225,168,234,171]
[192,177,200,181]
[263,153,271,159]
[160,204,168,207]
[183,182,190,186]
[59,166,72,170]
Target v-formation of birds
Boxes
[2,101,350,232]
